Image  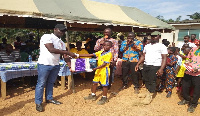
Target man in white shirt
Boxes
[135,36,167,105]
[35,24,76,112]
[177,35,197,48]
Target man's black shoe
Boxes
[46,100,62,105]
[36,104,43,112]
[119,85,128,91]
[177,99,189,105]
[187,104,196,113]
[134,88,140,94]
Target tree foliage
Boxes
[176,16,182,22]
[0,28,52,44]
[0,28,120,44]
[156,15,167,22]
[156,15,175,23]
[188,12,200,19]
[156,12,200,23]
[67,31,118,42]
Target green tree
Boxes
[187,12,200,19]
[176,16,182,21]
[156,15,167,22]
[155,15,182,23]
[0,28,52,44]
[168,19,175,22]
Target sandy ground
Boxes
[1,76,200,116]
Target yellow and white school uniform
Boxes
[93,50,112,86]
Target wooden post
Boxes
[68,75,72,90]
[1,80,6,99]
[71,74,75,93]
[64,21,74,91]
[64,21,70,50]
[61,76,66,89]
[131,26,134,32]
[64,21,75,92]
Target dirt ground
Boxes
[1,76,200,116]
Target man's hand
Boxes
[185,60,190,64]
[85,69,93,72]
[104,35,108,39]
[111,61,117,67]
[172,42,175,47]
[69,52,76,58]
[75,53,79,58]
[100,40,105,45]
[124,40,132,51]
[174,70,178,75]
[127,39,133,45]
[124,45,129,51]
[100,37,106,45]
[193,68,198,73]
[132,44,137,49]
[156,68,163,76]
[93,68,97,71]
[135,64,139,72]
[69,68,76,73]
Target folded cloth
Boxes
[183,64,193,72]
[71,58,97,72]
[75,58,85,72]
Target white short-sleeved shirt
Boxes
[38,33,66,65]
[143,43,168,66]
[177,42,197,49]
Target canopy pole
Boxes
[64,21,75,92]
[37,28,40,44]
[132,26,134,32]
[64,21,70,50]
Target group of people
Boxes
[0,38,20,63]
[13,23,198,113]
[134,34,200,113]
[0,32,39,63]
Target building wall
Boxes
[161,23,200,47]
[161,32,174,43]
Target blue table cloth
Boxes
[0,59,97,82]
[0,62,38,82]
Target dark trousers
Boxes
[122,61,139,88]
[182,74,200,106]
[142,64,160,93]
[108,65,114,88]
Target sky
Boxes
[90,0,200,21]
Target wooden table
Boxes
[0,62,73,99]
[1,59,96,99]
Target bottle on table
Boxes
[28,55,32,63]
